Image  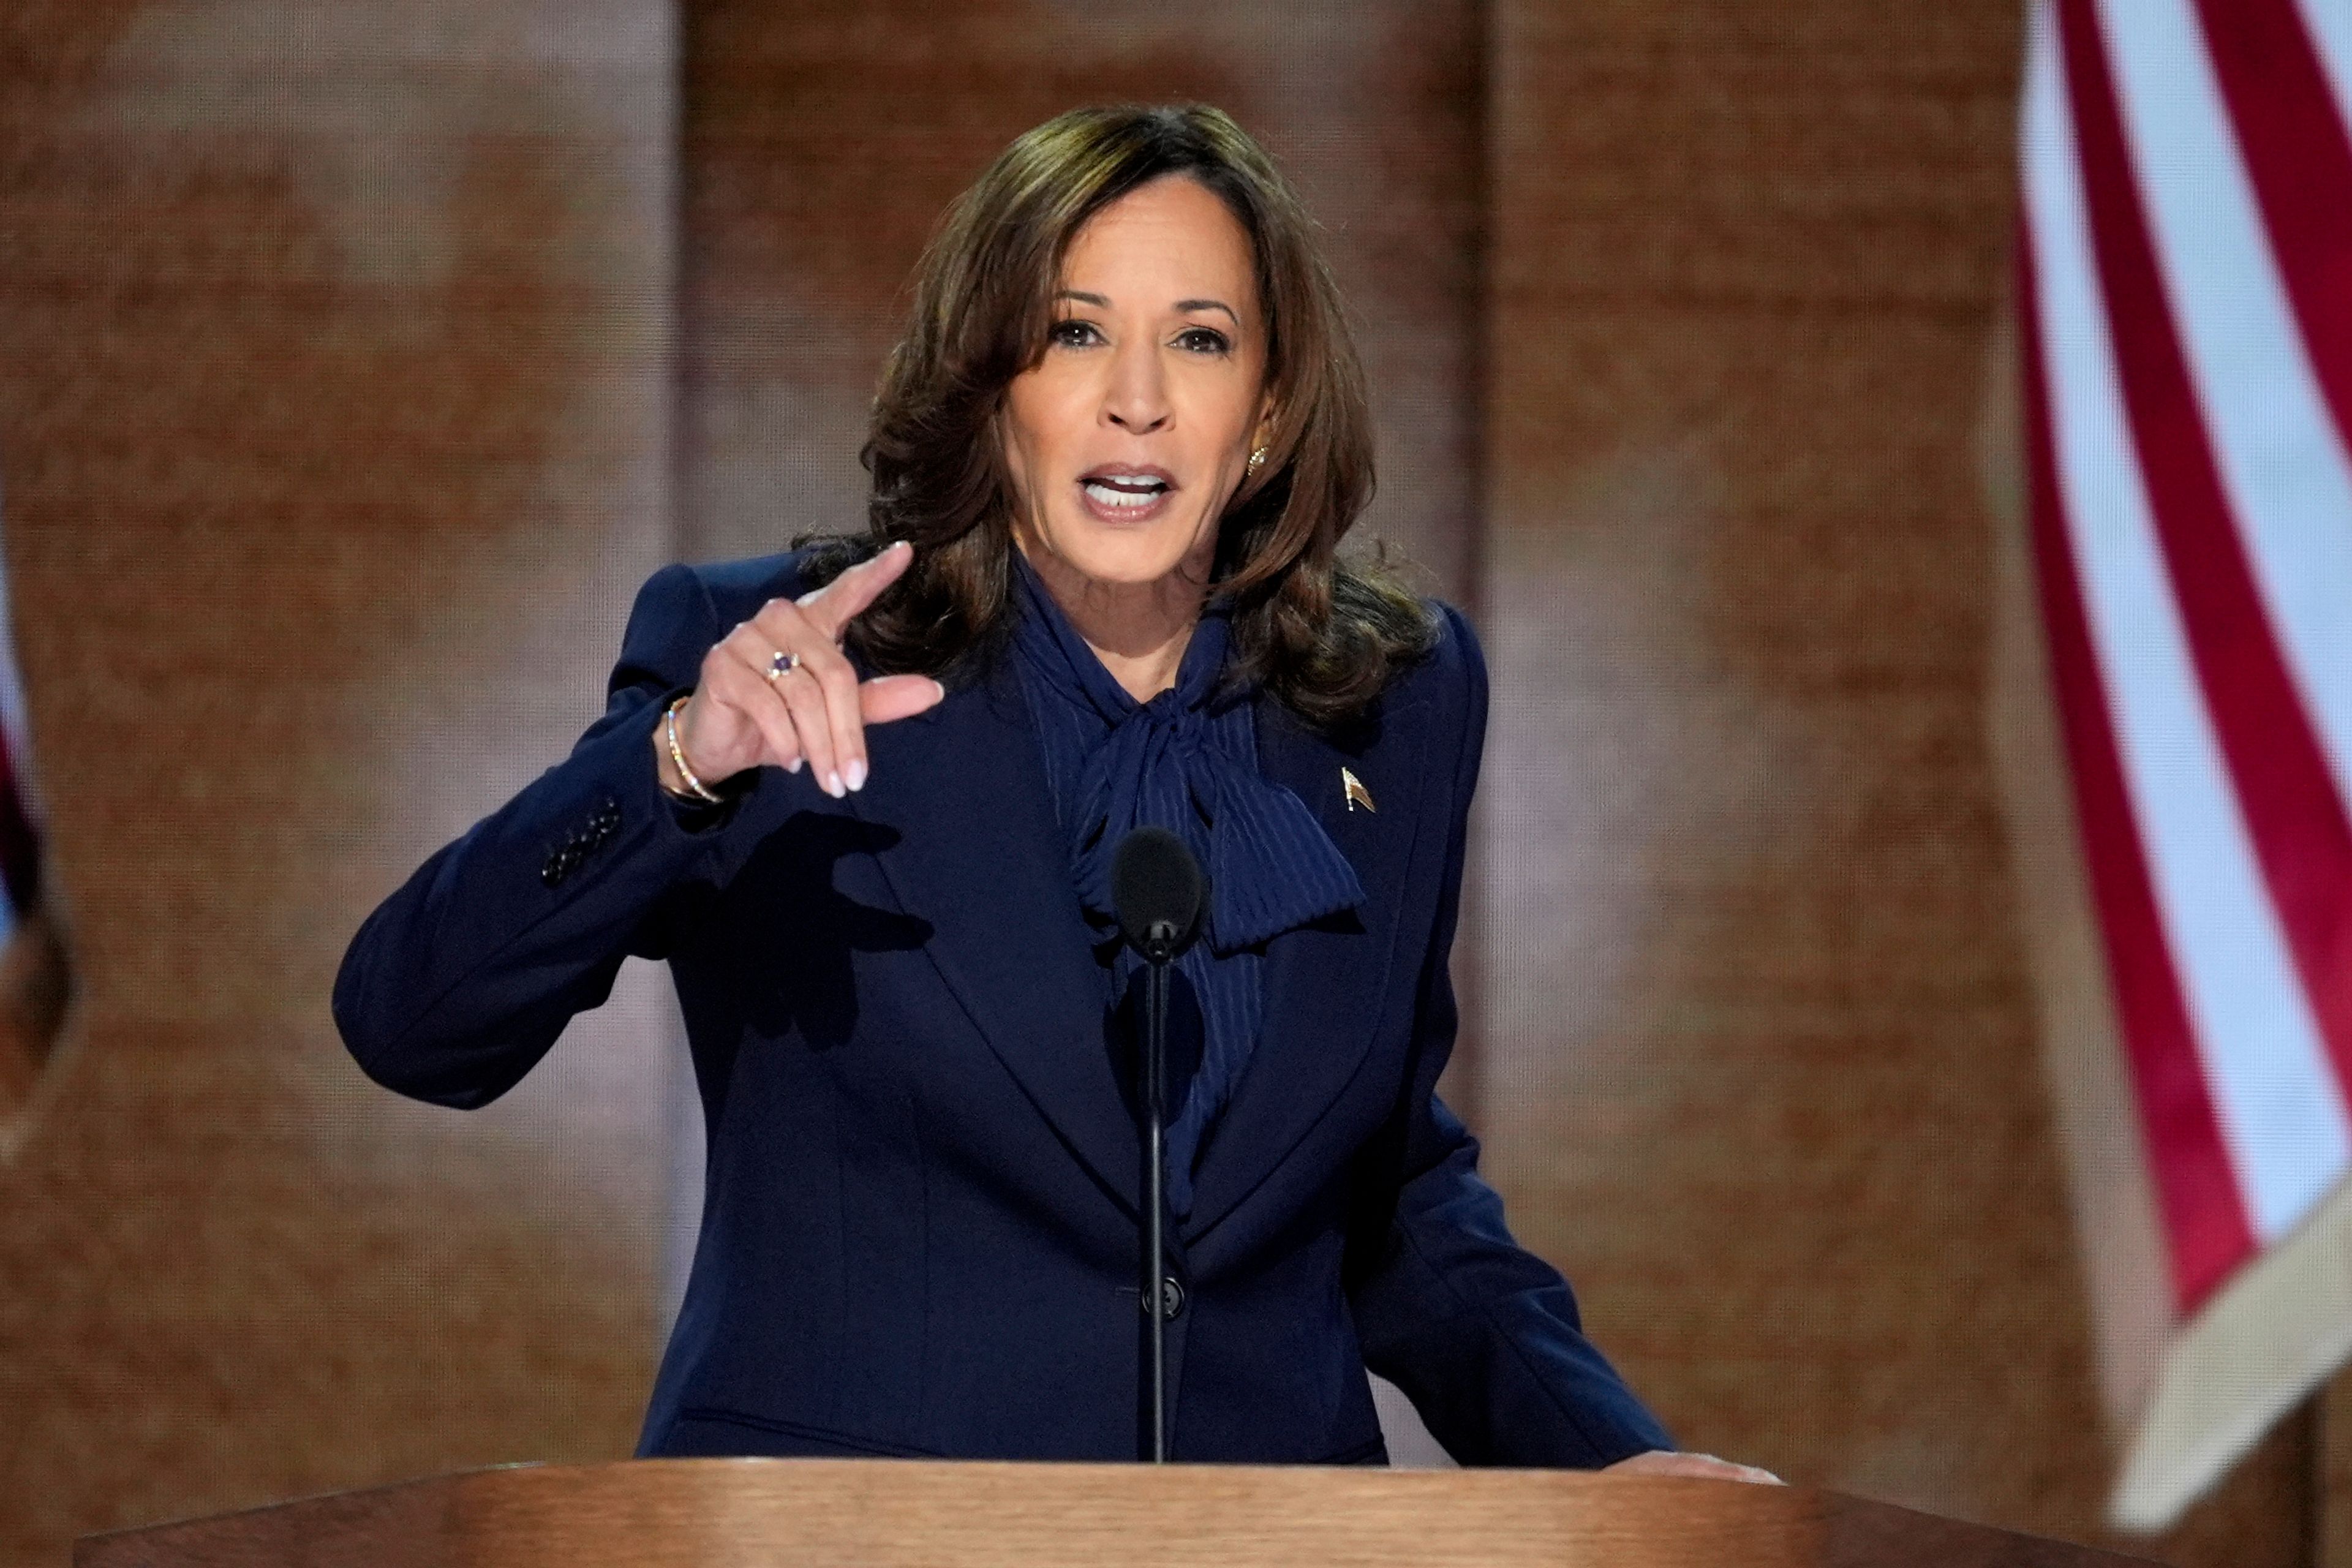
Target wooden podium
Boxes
[77,1458,2162,1567]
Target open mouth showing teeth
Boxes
[1082,473,1172,510]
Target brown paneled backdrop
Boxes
[0,2,2326,1564]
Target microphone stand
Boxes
[1140,923,1172,1464]
[1110,823,1200,1467]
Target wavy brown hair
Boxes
[802,103,1435,728]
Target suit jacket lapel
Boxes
[1183,696,1433,1242]
[843,656,1141,1215]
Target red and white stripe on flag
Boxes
[2016,0,2352,1531]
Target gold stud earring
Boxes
[1247,445,1268,475]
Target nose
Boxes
[1102,335,1171,434]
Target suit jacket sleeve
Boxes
[1343,603,1675,1468]
[332,560,753,1109]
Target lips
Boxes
[1077,465,1176,521]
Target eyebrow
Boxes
[1055,289,1241,326]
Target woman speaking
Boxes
[336,104,1763,1480]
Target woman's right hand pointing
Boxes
[655,540,946,801]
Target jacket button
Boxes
[540,854,570,888]
[1140,1276,1185,1321]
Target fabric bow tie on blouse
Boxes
[1008,552,1365,1218]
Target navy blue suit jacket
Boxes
[333,548,1672,1468]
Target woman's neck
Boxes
[1016,536,1207,703]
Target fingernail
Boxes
[846,760,867,792]
[827,771,844,798]
[930,679,947,702]
[786,757,802,774]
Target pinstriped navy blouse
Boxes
[1006,551,1363,1219]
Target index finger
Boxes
[798,538,913,641]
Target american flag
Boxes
[2016,0,2352,1531]
[0,484,68,1159]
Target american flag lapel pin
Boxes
[1341,766,1376,813]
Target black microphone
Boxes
[1109,825,1204,1464]
[1112,824,1205,963]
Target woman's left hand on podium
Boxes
[1604,1450,1784,1485]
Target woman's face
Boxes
[1001,173,1271,594]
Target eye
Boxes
[1175,326,1232,356]
[1049,318,1103,349]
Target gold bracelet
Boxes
[662,693,725,805]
